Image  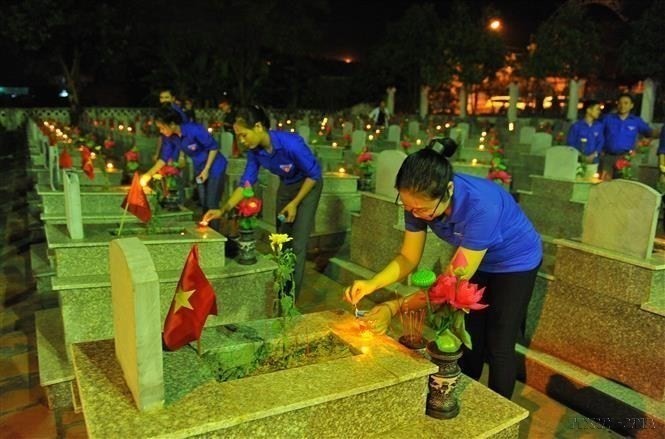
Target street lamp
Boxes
[489,19,502,31]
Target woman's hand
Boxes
[197,168,209,184]
[139,173,152,187]
[202,209,222,224]
[361,304,393,335]
[279,202,298,223]
[344,279,377,305]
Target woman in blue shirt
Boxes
[345,138,542,399]
[203,105,322,299]
[141,106,228,229]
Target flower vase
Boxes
[358,172,373,191]
[425,341,462,419]
[236,228,257,265]
[160,193,180,211]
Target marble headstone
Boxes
[375,150,407,199]
[342,121,353,136]
[543,146,579,181]
[48,144,60,190]
[63,170,84,240]
[408,121,420,139]
[530,132,552,156]
[519,126,536,145]
[351,130,367,154]
[387,125,401,144]
[456,123,470,147]
[581,180,661,259]
[220,132,234,158]
[110,238,164,411]
[297,125,311,142]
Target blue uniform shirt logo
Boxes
[279,163,293,173]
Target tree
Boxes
[2,0,129,124]
[619,0,665,84]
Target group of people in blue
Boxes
[566,93,662,179]
[140,89,661,402]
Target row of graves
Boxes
[15,107,664,437]
[20,112,533,437]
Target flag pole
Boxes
[117,199,130,237]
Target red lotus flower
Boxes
[428,275,457,305]
[488,170,512,185]
[615,158,631,170]
[160,165,180,176]
[450,280,488,312]
[104,139,116,150]
[237,197,262,217]
[59,150,73,169]
[124,150,139,162]
[357,152,372,163]
[401,141,412,149]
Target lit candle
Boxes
[286,119,291,124]
[90,152,97,159]
[375,129,380,134]
[416,139,421,145]
[368,134,374,141]
[106,162,114,170]
[290,128,295,133]
[366,124,371,130]
[471,158,478,165]
[332,142,338,147]
[479,144,485,151]
[436,125,442,130]
[278,122,283,127]
[482,131,487,136]
[118,124,124,130]
[508,122,514,131]
[445,123,450,128]
[593,172,600,179]
[338,167,346,174]
[207,128,213,133]
[127,127,133,132]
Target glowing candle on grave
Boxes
[479,144,485,151]
[332,142,338,147]
[106,162,114,170]
[366,124,371,130]
[338,167,346,174]
[290,128,295,133]
[436,125,442,130]
[482,131,487,136]
[368,134,374,141]
[416,139,421,145]
[445,123,450,128]
[471,158,478,166]
[508,122,514,131]
[278,122,283,128]
[593,172,600,179]
[90,152,97,159]
[207,127,213,133]
[375,129,380,134]
[118,124,124,130]
[286,119,291,125]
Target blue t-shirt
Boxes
[172,103,188,124]
[239,130,322,186]
[161,122,227,178]
[602,114,652,154]
[567,119,604,159]
[404,174,542,273]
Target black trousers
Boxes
[276,179,322,299]
[458,264,540,399]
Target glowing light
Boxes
[489,19,501,31]
[332,142,338,147]
[43,121,48,126]
[508,122,514,131]
[199,220,208,227]
[278,122,283,127]
[360,346,370,354]
[471,159,478,166]
[416,139,422,145]
[593,172,600,179]
[480,137,485,142]
[106,162,114,170]
[90,152,97,159]
[207,128,213,133]
[479,144,485,151]
[180,232,185,236]
[368,134,374,141]
[202,233,208,239]
[127,127,133,132]
[338,167,346,174]
[58,89,69,98]
[482,131,487,136]
[118,124,124,130]
[322,117,328,125]
[366,124,371,130]
[286,119,291,125]
[290,128,295,133]
[445,123,450,128]
[436,125,442,130]
[344,57,352,64]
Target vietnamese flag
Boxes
[163,245,218,351]
[120,172,152,223]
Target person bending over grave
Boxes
[141,106,228,230]
[202,105,322,300]
[566,99,604,164]
[344,137,542,400]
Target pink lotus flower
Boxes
[124,150,139,162]
[104,139,115,150]
[450,280,488,312]
[428,275,457,305]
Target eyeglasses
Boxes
[395,192,446,217]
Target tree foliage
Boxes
[619,0,665,83]
[522,2,602,79]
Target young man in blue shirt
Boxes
[142,106,228,229]
[203,106,322,300]
[345,138,542,400]
[601,93,653,180]
[566,100,604,163]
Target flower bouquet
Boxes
[236,181,262,230]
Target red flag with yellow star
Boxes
[120,172,152,223]
[162,245,218,351]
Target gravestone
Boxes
[581,180,661,259]
[220,132,234,158]
[342,122,353,136]
[110,238,164,411]
[297,125,311,142]
[387,125,401,144]
[457,123,470,147]
[543,146,579,181]
[48,144,60,190]
[408,121,420,139]
[530,132,552,156]
[351,130,367,154]
[646,138,660,166]
[519,126,536,145]
[63,171,84,240]
[375,150,407,199]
